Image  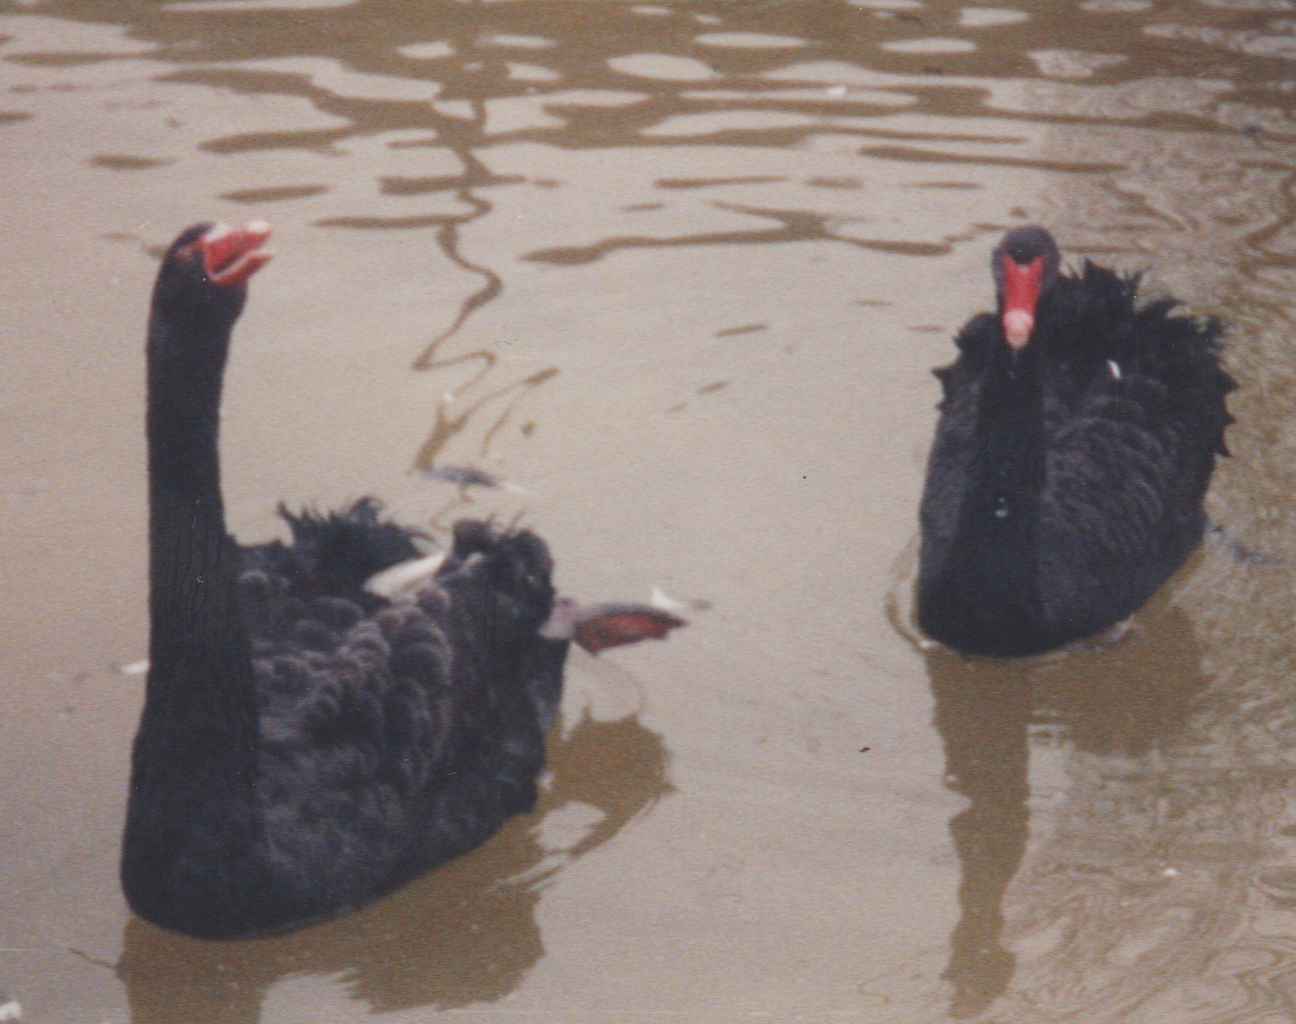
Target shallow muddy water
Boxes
[2,0,1296,1020]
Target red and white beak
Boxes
[198,221,273,287]
[1001,253,1045,350]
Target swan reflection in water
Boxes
[926,587,1211,1019]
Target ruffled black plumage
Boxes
[917,228,1235,656]
[243,499,423,595]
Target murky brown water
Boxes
[3,0,1296,1020]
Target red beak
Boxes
[1001,253,1045,349]
[199,221,273,287]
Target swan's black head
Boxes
[147,222,274,454]
[990,226,1061,350]
[150,221,274,340]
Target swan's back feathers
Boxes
[1036,369,1211,634]
[241,498,424,602]
[214,513,563,929]
[282,499,425,588]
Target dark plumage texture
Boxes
[124,224,567,939]
[917,227,1235,656]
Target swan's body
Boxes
[917,227,1235,656]
[124,222,682,939]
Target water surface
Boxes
[2,0,1296,1020]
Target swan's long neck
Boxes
[970,344,1046,504]
[140,301,259,793]
[948,344,1047,626]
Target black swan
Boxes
[916,226,1235,657]
[125,221,685,939]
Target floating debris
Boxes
[422,464,531,495]
[714,322,767,338]
[1205,524,1281,566]
[649,585,711,615]
[423,465,503,489]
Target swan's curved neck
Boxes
[141,306,259,777]
[125,279,267,937]
[971,345,1046,498]
[947,345,1047,621]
